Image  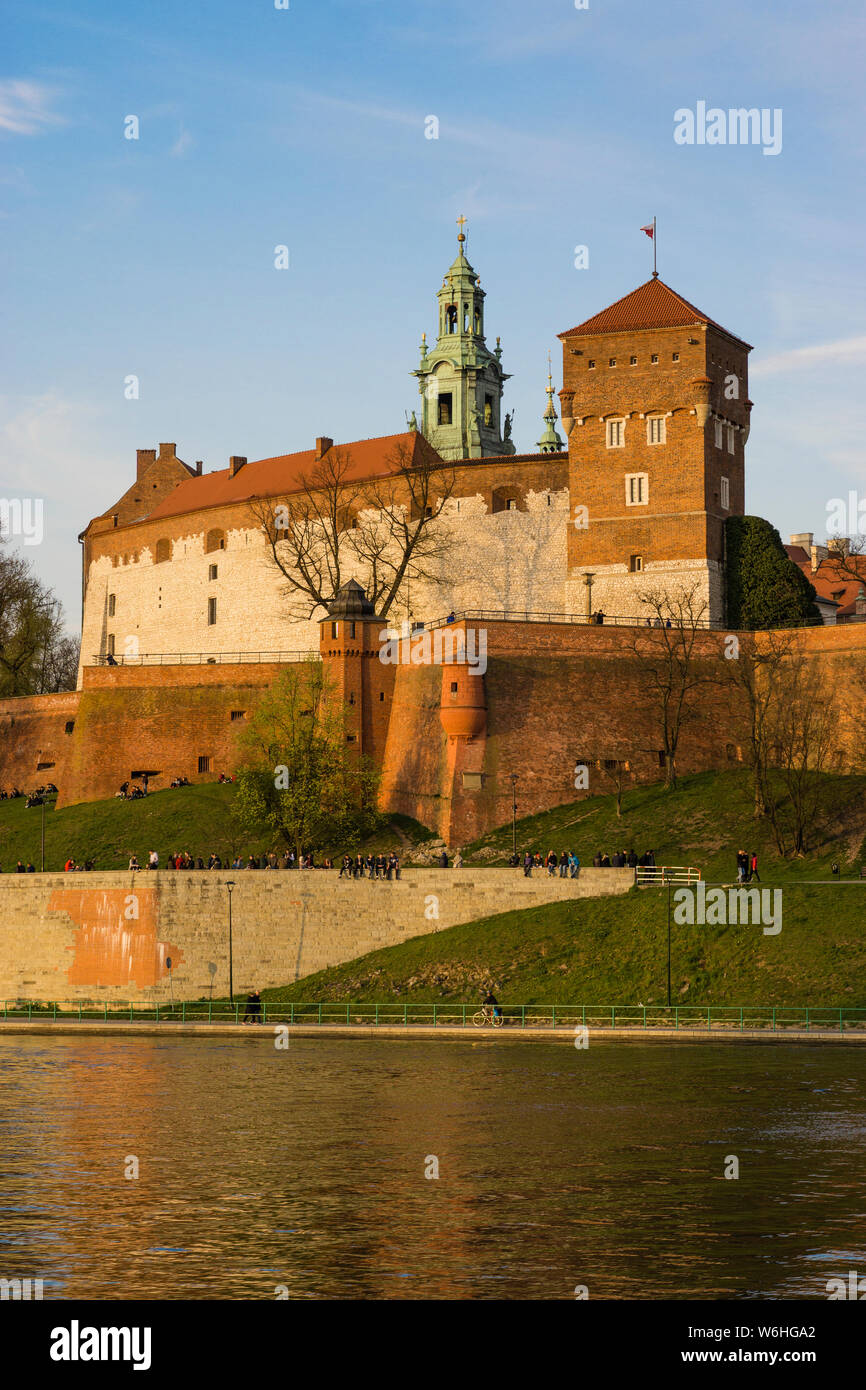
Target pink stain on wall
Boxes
[49,886,184,988]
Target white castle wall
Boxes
[78,489,571,682]
[566,559,723,627]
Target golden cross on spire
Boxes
[456,214,467,240]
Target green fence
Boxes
[2,1000,865,1032]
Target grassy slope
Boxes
[260,882,866,1009]
[0,783,432,872]
[464,768,866,881]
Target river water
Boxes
[0,1035,863,1300]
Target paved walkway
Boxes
[0,1021,862,1044]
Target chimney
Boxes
[195,461,203,476]
[158,443,176,461]
[789,532,813,550]
[810,543,829,573]
[229,455,247,478]
[315,436,334,459]
[136,448,156,480]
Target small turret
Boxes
[537,355,565,453]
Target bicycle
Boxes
[472,1005,504,1028]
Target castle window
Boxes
[206,529,226,554]
[507,499,516,510]
[346,734,356,742]
[715,419,723,448]
[630,356,637,365]
[720,476,730,510]
[445,304,457,334]
[208,597,217,625]
[379,691,385,701]
[609,358,617,367]
[646,416,666,446]
[108,593,116,617]
[606,419,625,449]
[484,395,493,428]
[209,564,218,580]
[727,425,735,454]
[331,622,338,639]
[65,721,75,734]
[672,352,680,362]
[230,710,245,721]
[198,755,210,773]
[629,554,644,573]
[450,682,458,693]
[588,359,596,369]
[349,692,355,705]
[348,622,356,639]
[438,393,453,425]
[651,353,659,364]
[424,506,433,518]
[474,308,481,334]
[155,538,170,563]
[107,634,115,656]
[463,303,470,332]
[625,473,648,506]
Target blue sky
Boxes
[2,0,865,626]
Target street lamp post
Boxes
[667,878,675,1011]
[226,881,235,1004]
[510,775,519,859]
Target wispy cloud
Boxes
[752,336,866,376]
[0,79,64,135]
[170,126,194,158]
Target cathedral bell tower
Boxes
[412,219,514,460]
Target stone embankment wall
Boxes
[0,867,633,1004]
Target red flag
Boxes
[640,224,654,239]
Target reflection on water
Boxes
[0,1036,863,1300]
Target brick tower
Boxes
[558,276,752,625]
[318,580,392,757]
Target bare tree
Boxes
[722,629,796,817]
[628,584,712,790]
[250,439,456,621]
[593,757,630,817]
[762,641,840,856]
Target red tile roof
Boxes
[785,545,866,618]
[559,276,752,348]
[147,431,442,521]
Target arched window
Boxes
[445,304,457,334]
[206,529,226,554]
[155,538,171,564]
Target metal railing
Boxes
[2,1000,864,1032]
[91,650,321,667]
[635,865,702,885]
[423,610,830,633]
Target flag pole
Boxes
[653,216,657,276]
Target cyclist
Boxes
[482,989,501,1022]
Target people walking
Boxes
[242,989,262,1024]
[748,852,760,883]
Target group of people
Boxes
[338,852,402,879]
[130,849,333,871]
[116,780,148,800]
[736,850,760,883]
[0,782,58,806]
[514,848,657,876]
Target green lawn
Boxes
[260,880,866,1009]
[0,782,432,873]
[463,767,866,882]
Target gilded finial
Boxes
[456,213,467,245]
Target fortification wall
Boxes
[0,692,80,795]
[0,868,633,1003]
